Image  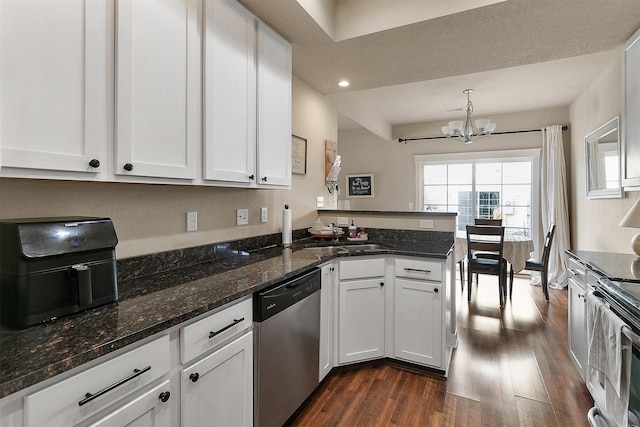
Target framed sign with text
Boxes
[346,174,374,198]
[291,134,307,175]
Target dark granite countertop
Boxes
[0,232,454,398]
[566,249,640,280]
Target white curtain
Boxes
[541,125,570,289]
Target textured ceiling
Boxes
[237,0,640,131]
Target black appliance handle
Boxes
[209,318,245,338]
[72,264,93,306]
[78,366,151,406]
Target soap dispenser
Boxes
[348,220,357,238]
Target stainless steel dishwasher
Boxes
[253,268,321,427]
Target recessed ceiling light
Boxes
[338,80,350,87]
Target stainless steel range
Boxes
[590,277,640,427]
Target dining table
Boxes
[455,230,535,275]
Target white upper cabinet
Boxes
[203,3,292,188]
[115,0,199,180]
[202,0,256,183]
[622,26,640,189]
[256,22,292,187]
[0,0,110,176]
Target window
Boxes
[415,150,540,238]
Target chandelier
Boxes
[441,89,496,144]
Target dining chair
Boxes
[514,223,556,301]
[471,218,509,283]
[474,218,502,226]
[466,225,507,306]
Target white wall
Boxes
[337,107,570,213]
[0,77,337,259]
[569,58,640,253]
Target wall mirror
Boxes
[586,116,622,198]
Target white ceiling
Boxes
[237,0,640,135]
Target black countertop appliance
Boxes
[0,217,118,329]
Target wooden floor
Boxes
[289,275,594,426]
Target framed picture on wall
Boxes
[291,134,307,175]
[346,174,374,198]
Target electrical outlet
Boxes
[337,216,349,226]
[316,196,325,208]
[237,209,248,226]
[186,211,197,232]
[420,219,434,229]
[260,207,268,223]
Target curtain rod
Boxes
[397,125,568,144]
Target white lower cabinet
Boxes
[23,335,170,427]
[81,380,172,427]
[393,257,445,369]
[319,263,336,382]
[338,258,386,364]
[567,256,599,382]
[180,332,253,427]
[394,278,442,368]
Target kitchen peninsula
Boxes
[0,220,456,426]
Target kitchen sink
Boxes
[300,244,386,255]
[300,246,349,255]
[340,244,386,252]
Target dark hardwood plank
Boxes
[289,275,593,427]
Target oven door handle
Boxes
[622,325,640,347]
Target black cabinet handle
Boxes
[380,282,384,287]
[78,366,151,406]
[190,372,200,382]
[249,174,255,180]
[89,159,100,168]
[209,318,244,338]
[404,267,431,274]
[123,163,134,172]
[159,391,171,402]
[261,176,268,182]
[434,288,439,293]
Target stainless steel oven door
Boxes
[587,290,640,427]
[628,344,640,426]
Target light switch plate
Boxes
[420,219,434,229]
[186,211,197,232]
[237,209,248,226]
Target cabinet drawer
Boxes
[24,335,169,427]
[180,297,252,364]
[568,258,586,283]
[395,258,442,282]
[339,258,385,280]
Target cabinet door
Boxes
[320,264,335,381]
[115,0,199,180]
[622,27,640,188]
[82,380,172,427]
[202,0,256,183]
[568,277,588,380]
[256,22,291,187]
[394,278,442,368]
[0,0,109,175]
[339,278,385,364]
[181,332,253,427]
